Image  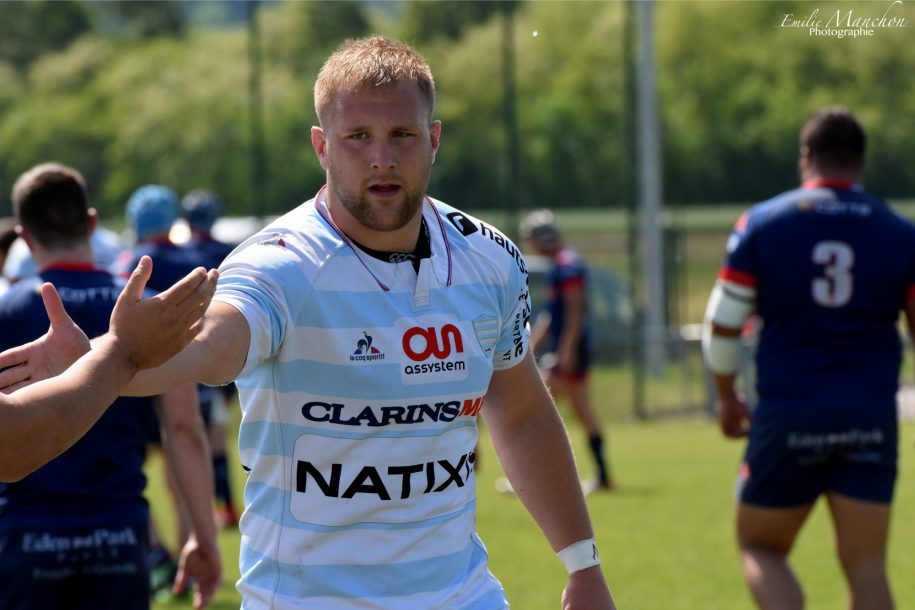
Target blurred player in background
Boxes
[111,184,212,597]
[0,163,220,610]
[2,210,126,284]
[520,209,615,494]
[702,106,915,610]
[181,189,241,528]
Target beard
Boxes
[327,161,429,233]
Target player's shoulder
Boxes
[554,246,584,269]
[429,197,527,277]
[0,276,42,313]
[223,198,343,274]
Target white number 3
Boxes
[812,241,854,307]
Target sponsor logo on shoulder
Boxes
[446,211,479,236]
[258,233,287,248]
[479,222,527,275]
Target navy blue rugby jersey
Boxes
[110,238,207,292]
[187,234,235,271]
[721,180,915,411]
[543,246,591,353]
[0,264,155,530]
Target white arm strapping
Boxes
[702,324,741,375]
[705,280,755,328]
[701,280,755,375]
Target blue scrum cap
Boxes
[181,189,223,231]
[126,185,178,241]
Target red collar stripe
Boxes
[42,262,100,272]
[802,179,856,190]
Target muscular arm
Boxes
[701,279,754,438]
[125,301,251,396]
[482,351,615,609]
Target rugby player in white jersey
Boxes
[1,37,615,610]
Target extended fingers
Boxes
[159,267,215,309]
[39,283,72,330]
[0,364,31,393]
[0,343,31,375]
[119,256,153,306]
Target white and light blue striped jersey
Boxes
[213,188,531,610]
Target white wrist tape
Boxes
[558,539,600,574]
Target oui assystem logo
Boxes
[349,323,470,384]
[778,0,909,38]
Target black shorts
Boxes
[0,523,150,610]
[543,342,592,379]
[738,404,898,507]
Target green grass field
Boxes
[148,371,915,610]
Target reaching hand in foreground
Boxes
[108,255,218,370]
[0,256,218,392]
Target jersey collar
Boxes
[313,185,453,292]
[802,179,860,191]
[41,261,101,273]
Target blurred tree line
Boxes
[0,0,912,221]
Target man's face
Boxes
[311,83,441,239]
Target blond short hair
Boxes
[313,36,435,126]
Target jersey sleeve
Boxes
[493,251,532,371]
[554,250,586,293]
[720,210,759,289]
[212,244,300,378]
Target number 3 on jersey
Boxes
[812,241,854,307]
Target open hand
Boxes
[0,282,90,393]
[108,255,218,370]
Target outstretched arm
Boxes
[483,351,616,610]
[123,300,251,397]
[0,257,217,481]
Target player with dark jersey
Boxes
[543,242,593,375]
[0,164,220,610]
[0,266,156,609]
[111,184,213,594]
[521,210,614,493]
[112,185,209,292]
[702,107,915,610]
